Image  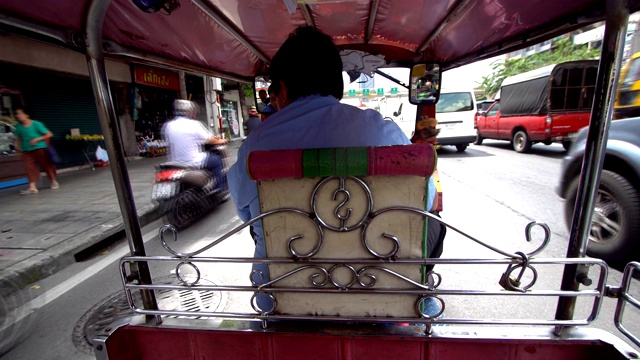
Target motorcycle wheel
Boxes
[167,189,201,229]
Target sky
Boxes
[441,56,503,90]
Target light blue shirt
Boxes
[228,95,436,259]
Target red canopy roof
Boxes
[0,0,637,80]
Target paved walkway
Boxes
[0,155,167,296]
[0,140,242,296]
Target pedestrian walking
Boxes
[13,107,59,194]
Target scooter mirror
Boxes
[409,63,442,105]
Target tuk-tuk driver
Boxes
[228,26,439,313]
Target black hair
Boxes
[14,106,30,116]
[258,89,267,95]
[269,26,343,101]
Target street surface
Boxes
[2,140,639,359]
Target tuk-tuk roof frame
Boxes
[1,0,639,81]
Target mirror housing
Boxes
[409,63,441,105]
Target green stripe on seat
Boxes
[301,147,368,177]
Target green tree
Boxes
[479,39,600,98]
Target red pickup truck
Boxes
[475,60,597,153]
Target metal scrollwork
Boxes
[426,271,442,291]
[250,269,266,286]
[416,295,446,319]
[251,292,277,315]
[499,252,538,292]
[329,264,358,290]
[175,261,201,286]
[286,220,324,259]
[333,177,353,231]
[312,176,372,232]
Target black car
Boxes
[556,118,640,264]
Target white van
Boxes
[435,88,477,152]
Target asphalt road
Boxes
[2,140,639,359]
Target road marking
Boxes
[1,227,158,332]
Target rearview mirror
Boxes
[253,75,274,114]
[409,63,441,105]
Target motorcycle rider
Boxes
[163,100,227,187]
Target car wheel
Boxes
[564,170,640,264]
[455,144,468,152]
[513,130,532,153]
[474,131,483,145]
[562,140,572,151]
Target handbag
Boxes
[46,145,61,164]
[44,138,61,164]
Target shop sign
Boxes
[134,66,180,91]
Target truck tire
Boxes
[562,140,572,151]
[513,130,532,153]
[474,130,483,145]
[564,170,640,264]
[455,144,468,152]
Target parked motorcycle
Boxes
[151,145,230,229]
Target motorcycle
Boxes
[151,144,230,229]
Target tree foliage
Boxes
[479,39,600,98]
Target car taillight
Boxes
[155,170,183,182]
[545,116,552,133]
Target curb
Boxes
[0,203,162,298]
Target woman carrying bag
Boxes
[13,107,59,194]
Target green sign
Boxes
[348,89,356,96]
[390,87,398,94]
[362,89,370,96]
[377,88,384,95]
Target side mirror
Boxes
[253,75,274,114]
[409,63,441,105]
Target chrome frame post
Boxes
[554,0,628,327]
[85,0,158,312]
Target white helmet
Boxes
[174,99,198,118]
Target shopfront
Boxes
[220,100,241,139]
[0,34,132,187]
[0,86,26,188]
[133,65,181,140]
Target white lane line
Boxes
[217,215,240,232]
[1,227,158,332]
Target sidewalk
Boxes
[0,155,166,297]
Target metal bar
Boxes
[0,13,70,44]
[125,306,592,327]
[85,0,158,312]
[190,0,270,64]
[554,0,628,326]
[614,262,640,347]
[124,283,600,297]
[122,256,607,266]
[417,0,471,54]
[299,4,314,27]
[365,0,381,43]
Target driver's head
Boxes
[174,99,198,118]
[269,26,343,108]
[258,89,268,102]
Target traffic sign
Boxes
[363,89,370,96]
[390,87,398,94]
[377,88,384,95]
